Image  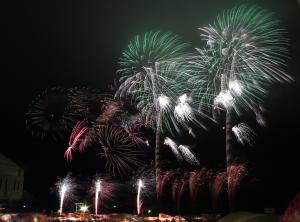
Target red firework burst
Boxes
[64,120,89,161]
[211,170,227,210]
[280,192,300,222]
[157,170,176,200]
[227,163,248,208]
[189,168,213,206]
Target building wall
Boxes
[0,154,24,202]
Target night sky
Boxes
[1,0,300,213]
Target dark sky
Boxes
[1,0,300,213]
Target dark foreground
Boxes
[0,212,280,222]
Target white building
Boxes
[0,153,24,205]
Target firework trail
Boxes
[280,192,300,222]
[26,87,77,140]
[55,174,76,215]
[163,137,183,163]
[189,169,213,206]
[95,179,101,215]
[254,105,266,127]
[227,164,248,208]
[64,120,89,161]
[211,170,227,210]
[232,123,256,146]
[137,179,143,215]
[91,176,116,215]
[178,145,200,167]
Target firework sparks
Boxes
[280,192,300,222]
[178,145,200,167]
[69,87,104,121]
[90,176,116,214]
[121,121,148,148]
[172,178,183,211]
[190,5,292,116]
[26,87,77,140]
[98,99,125,123]
[56,174,76,215]
[229,80,243,96]
[95,179,101,215]
[95,125,145,176]
[214,90,234,109]
[157,170,176,200]
[189,169,213,206]
[64,120,89,161]
[137,179,143,215]
[211,170,227,210]
[163,137,183,163]
[232,123,256,146]
[174,94,193,122]
[227,164,248,207]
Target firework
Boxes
[189,169,213,206]
[227,164,248,208]
[26,87,77,140]
[172,178,183,211]
[174,94,193,122]
[190,5,292,114]
[94,125,145,176]
[91,176,116,215]
[95,179,101,215]
[115,31,198,202]
[120,120,148,148]
[232,123,256,146]
[137,179,143,215]
[280,193,300,222]
[69,87,105,121]
[64,120,89,161]
[177,172,189,210]
[98,98,125,124]
[163,137,183,164]
[56,174,76,215]
[188,6,292,209]
[178,145,200,167]
[211,170,227,210]
[157,170,176,200]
